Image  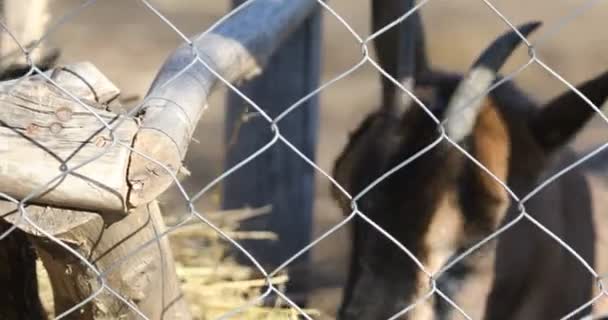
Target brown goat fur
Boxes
[332,73,606,320]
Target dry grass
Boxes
[168,206,321,319]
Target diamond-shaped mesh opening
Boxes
[2,0,608,319]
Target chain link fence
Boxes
[1,0,608,319]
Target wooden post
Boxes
[222,0,321,297]
[1,201,191,319]
[128,0,319,208]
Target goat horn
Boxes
[372,0,417,115]
[444,21,541,142]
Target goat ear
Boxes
[529,71,608,152]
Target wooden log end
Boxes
[0,63,135,214]
[127,128,182,208]
[1,200,104,241]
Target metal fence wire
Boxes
[1,0,608,319]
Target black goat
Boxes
[331,0,608,319]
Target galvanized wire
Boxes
[0,0,607,319]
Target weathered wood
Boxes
[0,63,135,213]
[0,6,54,318]
[49,62,121,104]
[222,0,321,300]
[1,201,105,237]
[1,200,191,319]
[128,0,319,207]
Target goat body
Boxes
[331,1,608,319]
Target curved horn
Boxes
[372,0,417,115]
[444,21,541,142]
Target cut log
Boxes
[0,63,136,214]
[1,200,191,319]
[1,200,105,238]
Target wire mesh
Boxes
[0,0,607,319]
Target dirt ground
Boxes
[46,0,608,318]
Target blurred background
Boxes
[42,0,608,317]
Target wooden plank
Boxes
[128,0,319,207]
[0,64,135,213]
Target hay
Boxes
[169,206,320,319]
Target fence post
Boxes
[222,0,321,298]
